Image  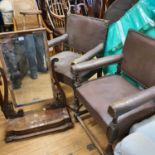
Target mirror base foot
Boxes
[3,101,24,119]
[5,106,73,142]
[46,101,66,109]
[8,109,24,119]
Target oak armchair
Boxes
[48,14,108,112]
[71,30,155,155]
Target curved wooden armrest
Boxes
[46,1,66,20]
[20,10,42,15]
[41,17,53,34]
[108,86,155,118]
[72,43,104,65]
[71,54,123,73]
[48,33,68,47]
[50,11,65,20]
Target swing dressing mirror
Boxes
[0,28,53,106]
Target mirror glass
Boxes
[0,29,53,106]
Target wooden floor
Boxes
[0,84,107,155]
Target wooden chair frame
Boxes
[45,0,70,34]
[12,0,53,39]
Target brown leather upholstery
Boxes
[66,14,108,53]
[122,31,155,88]
[77,75,139,125]
[51,51,98,86]
[51,51,80,85]
[76,75,155,137]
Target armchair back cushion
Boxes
[66,14,108,53]
[121,30,155,88]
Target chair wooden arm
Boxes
[48,33,68,47]
[72,43,104,65]
[20,10,42,15]
[108,86,155,118]
[71,54,123,73]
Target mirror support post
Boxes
[0,67,24,119]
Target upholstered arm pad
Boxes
[72,43,104,64]
[48,34,68,47]
[71,54,123,73]
[108,86,155,118]
[20,10,42,15]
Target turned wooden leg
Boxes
[97,68,103,78]
[73,95,80,112]
[106,119,119,155]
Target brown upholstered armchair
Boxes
[71,30,155,155]
[48,0,139,111]
[48,14,108,112]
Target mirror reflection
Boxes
[0,29,53,106]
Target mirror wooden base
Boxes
[5,107,73,142]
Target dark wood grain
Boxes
[6,107,73,142]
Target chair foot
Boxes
[76,109,88,116]
[46,99,66,109]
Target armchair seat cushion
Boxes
[50,51,80,85]
[77,75,155,136]
[51,51,98,86]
